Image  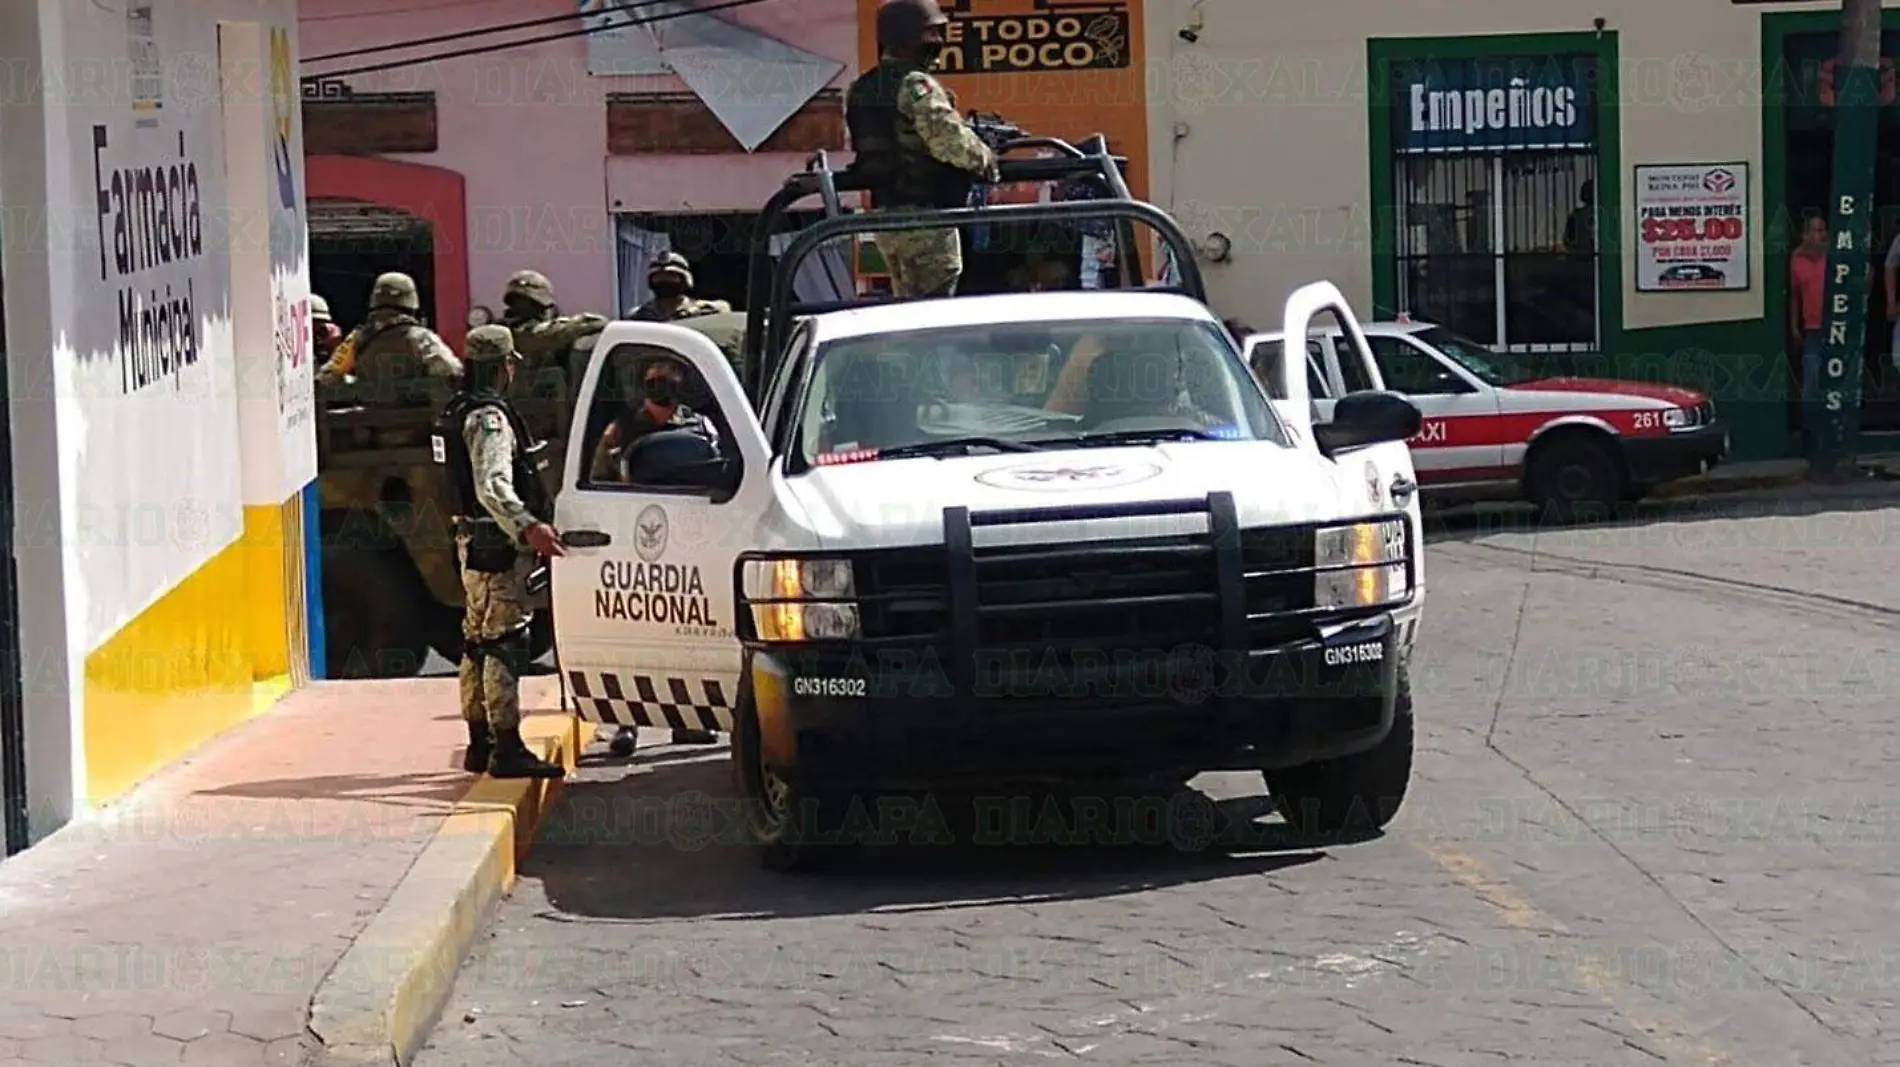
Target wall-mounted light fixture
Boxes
[1178,0,1205,43]
[1201,232,1233,263]
[467,305,496,328]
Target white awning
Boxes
[579,0,841,152]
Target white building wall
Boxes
[1144,0,1841,330]
[0,0,82,840]
[0,0,311,839]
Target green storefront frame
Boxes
[1367,32,1624,352]
[1762,8,1900,457]
[1367,30,1790,463]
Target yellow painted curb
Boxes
[307,710,580,1067]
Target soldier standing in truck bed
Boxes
[844,0,998,298]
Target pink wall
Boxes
[299,0,859,316]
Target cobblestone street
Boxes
[418,491,1900,1067]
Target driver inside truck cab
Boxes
[587,353,717,484]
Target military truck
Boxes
[313,316,746,679]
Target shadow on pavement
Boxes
[196,769,470,809]
[1425,481,1900,545]
[524,756,1337,922]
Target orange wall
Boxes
[854,0,1149,200]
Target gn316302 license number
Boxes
[793,677,866,697]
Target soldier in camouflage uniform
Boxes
[845,0,998,299]
[498,269,607,375]
[316,272,460,390]
[589,350,723,754]
[432,325,567,779]
[310,294,342,368]
[317,273,461,447]
[628,252,731,321]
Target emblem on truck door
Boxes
[1364,460,1383,507]
[974,461,1163,491]
[635,504,668,563]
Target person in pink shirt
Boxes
[1789,213,1830,442]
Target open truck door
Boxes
[1279,282,1423,541]
[549,321,773,735]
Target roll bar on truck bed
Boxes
[740,131,1210,400]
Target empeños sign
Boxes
[1389,55,1598,154]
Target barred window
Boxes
[1389,55,1603,353]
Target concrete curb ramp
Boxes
[307,711,580,1067]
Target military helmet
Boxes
[309,294,332,324]
[503,269,555,308]
[647,251,694,290]
[464,324,518,364]
[876,0,947,51]
[369,272,420,312]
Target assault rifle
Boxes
[966,110,1025,151]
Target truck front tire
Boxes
[1263,669,1414,840]
[732,691,850,872]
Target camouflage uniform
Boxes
[873,68,994,298]
[317,272,461,409]
[845,2,996,299]
[436,325,564,780]
[629,252,731,321]
[498,269,607,375]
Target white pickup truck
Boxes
[543,139,1429,869]
[545,281,1426,869]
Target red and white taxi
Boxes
[1244,318,1729,518]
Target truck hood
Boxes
[780,442,1375,549]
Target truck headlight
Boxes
[1313,519,1411,610]
[740,557,859,641]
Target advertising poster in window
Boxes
[1635,163,1749,292]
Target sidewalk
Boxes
[0,677,578,1067]
[1647,450,1900,499]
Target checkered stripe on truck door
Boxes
[565,670,733,733]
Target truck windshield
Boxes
[795,318,1288,464]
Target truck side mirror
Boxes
[1313,391,1421,458]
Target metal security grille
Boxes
[1395,152,1599,351]
[1387,50,1604,353]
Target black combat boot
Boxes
[488,727,565,779]
[609,726,637,758]
[463,721,493,773]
